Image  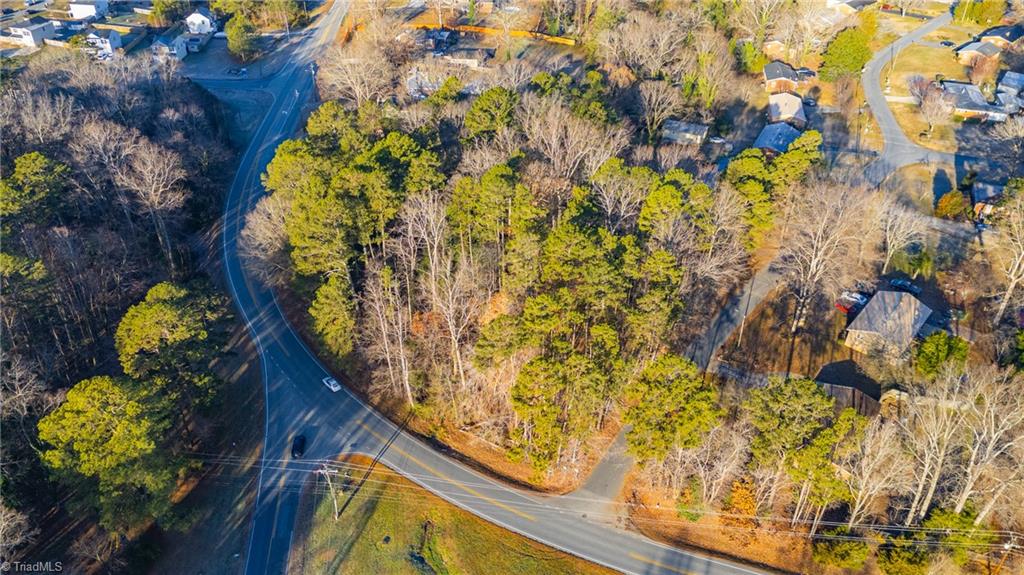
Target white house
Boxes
[151,33,187,61]
[185,7,216,35]
[7,17,56,47]
[86,28,121,55]
[68,0,109,21]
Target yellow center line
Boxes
[357,422,535,522]
[628,552,697,575]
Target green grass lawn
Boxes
[292,458,616,575]
[886,44,969,97]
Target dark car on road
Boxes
[291,435,306,459]
[890,278,922,296]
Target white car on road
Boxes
[322,376,341,392]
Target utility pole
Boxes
[319,465,340,521]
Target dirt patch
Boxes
[624,473,814,575]
[720,289,858,378]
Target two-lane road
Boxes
[214,3,771,574]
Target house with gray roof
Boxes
[6,16,55,47]
[752,122,802,154]
[942,81,1015,122]
[845,291,931,358]
[661,119,709,145]
[956,41,1001,64]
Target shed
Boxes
[661,119,709,145]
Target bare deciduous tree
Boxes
[892,0,925,16]
[115,141,187,271]
[590,162,653,233]
[435,252,485,396]
[0,502,37,560]
[992,194,1024,324]
[993,116,1024,171]
[950,367,1024,517]
[319,44,395,106]
[597,11,695,80]
[240,193,293,288]
[908,75,951,135]
[15,91,77,146]
[361,258,415,405]
[775,179,867,333]
[878,196,926,273]
[898,369,972,525]
[731,0,789,48]
[518,94,630,184]
[838,419,913,528]
[665,422,751,507]
[638,80,682,142]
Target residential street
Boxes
[860,11,1008,185]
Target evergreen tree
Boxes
[226,13,258,61]
[464,87,518,139]
[310,274,357,357]
[624,354,721,460]
[820,28,872,82]
[915,331,969,377]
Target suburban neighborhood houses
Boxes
[2,1,1024,575]
[0,0,221,62]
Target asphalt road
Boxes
[860,11,1007,185]
[212,4,769,575]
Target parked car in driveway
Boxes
[841,291,869,306]
[291,435,306,459]
[940,40,955,47]
[322,376,341,392]
[890,279,922,295]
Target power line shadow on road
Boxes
[337,413,413,518]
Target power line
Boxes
[180,451,1024,544]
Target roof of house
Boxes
[89,27,117,38]
[768,92,806,123]
[981,25,1024,44]
[972,181,1005,204]
[957,41,1001,57]
[11,16,52,29]
[662,119,710,140]
[847,291,931,350]
[188,7,215,20]
[753,122,802,153]
[942,81,1005,114]
[763,60,799,82]
[152,34,181,47]
[999,71,1024,93]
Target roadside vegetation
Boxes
[0,51,239,570]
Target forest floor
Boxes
[287,455,617,575]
